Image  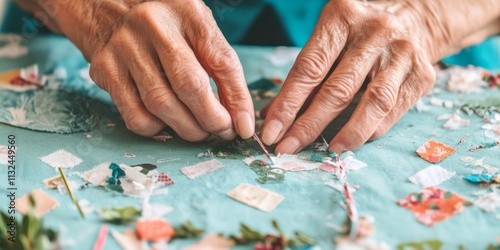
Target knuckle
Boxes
[143,87,174,113]
[292,51,329,82]
[171,69,208,96]
[125,114,155,136]
[206,46,240,74]
[365,84,397,116]
[322,73,357,107]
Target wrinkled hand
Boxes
[261,0,438,154]
[50,0,255,141]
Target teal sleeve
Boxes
[443,36,500,71]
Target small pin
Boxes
[58,167,86,219]
[252,133,275,165]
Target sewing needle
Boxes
[252,133,275,165]
[58,167,86,219]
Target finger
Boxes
[185,13,255,139]
[274,37,385,154]
[89,52,166,137]
[326,51,412,153]
[261,3,349,145]
[368,58,436,142]
[121,41,211,142]
[154,33,235,140]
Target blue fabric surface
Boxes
[0,35,500,249]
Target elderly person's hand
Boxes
[261,0,500,154]
[15,0,255,141]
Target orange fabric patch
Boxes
[135,218,175,242]
[416,140,456,163]
[397,187,472,226]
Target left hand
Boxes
[260,0,438,154]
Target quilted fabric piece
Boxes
[397,187,472,226]
[416,140,456,163]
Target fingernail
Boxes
[262,119,282,145]
[276,136,300,154]
[219,128,236,140]
[236,112,254,139]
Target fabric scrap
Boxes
[447,66,486,93]
[414,99,430,113]
[152,131,173,141]
[397,187,472,226]
[416,140,456,163]
[0,34,28,58]
[0,89,104,133]
[0,145,13,165]
[248,160,285,184]
[437,112,469,130]
[107,163,126,185]
[227,183,284,212]
[473,188,500,212]
[156,172,174,187]
[112,229,141,250]
[93,225,108,250]
[470,158,499,175]
[136,218,175,241]
[408,165,455,187]
[16,188,59,217]
[96,206,141,223]
[0,64,44,92]
[42,175,64,189]
[430,97,453,108]
[79,162,113,186]
[397,239,443,250]
[40,149,83,169]
[482,114,500,141]
[464,174,498,184]
[269,154,322,171]
[183,233,235,250]
[181,159,224,179]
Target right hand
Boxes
[41,0,255,141]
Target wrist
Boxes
[394,0,500,63]
[39,0,130,61]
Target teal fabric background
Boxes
[1,0,499,70]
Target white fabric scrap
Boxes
[0,145,14,165]
[470,158,499,175]
[446,67,486,93]
[0,34,28,58]
[78,162,112,186]
[343,155,368,171]
[430,97,453,108]
[414,99,430,113]
[482,114,500,141]
[227,183,284,212]
[270,154,322,171]
[181,159,224,179]
[40,149,83,169]
[437,112,469,130]
[474,187,500,212]
[408,165,455,187]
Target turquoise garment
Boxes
[1,1,499,70]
